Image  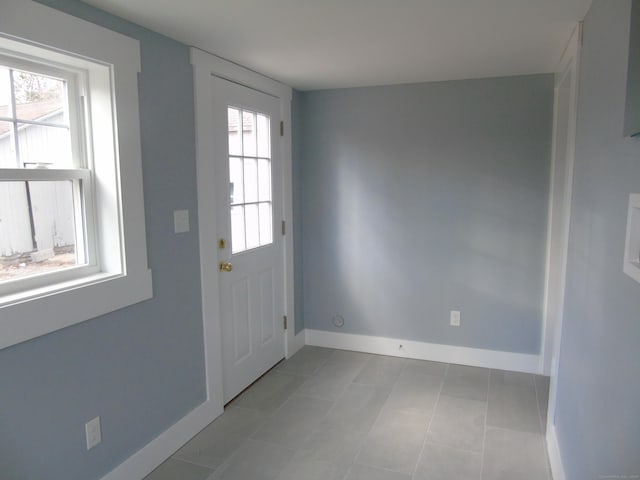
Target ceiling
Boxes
[81,0,592,91]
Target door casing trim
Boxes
[191,47,297,417]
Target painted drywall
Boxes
[292,89,305,334]
[300,75,553,354]
[554,1,640,478]
[0,2,206,479]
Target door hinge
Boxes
[283,315,288,330]
[281,220,286,235]
[280,120,284,137]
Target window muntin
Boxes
[227,106,273,254]
[0,56,95,294]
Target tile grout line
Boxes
[409,362,449,479]
[478,369,491,480]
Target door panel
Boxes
[212,76,285,402]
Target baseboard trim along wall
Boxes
[100,400,221,480]
[304,329,541,373]
[546,423,566,480]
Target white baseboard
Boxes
[100,400,221,480]
[287,330,306,358]
[546,423,566,480]
[304,329,540,373]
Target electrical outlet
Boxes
[85,416,102,450]
[450,310,461,327]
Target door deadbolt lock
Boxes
[218,238,226,249]
[219,261,233,272]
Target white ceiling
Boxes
[81,0,592,91]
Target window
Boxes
[0,58,95,294]
[1,0,152,350]
[227,107,273,254]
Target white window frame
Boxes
[0,0,152,350]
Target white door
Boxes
[212,76,285,403]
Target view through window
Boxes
[227,106,273,254]
[0,62,85,284]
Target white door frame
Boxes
[541,21,581,429]
[191,47,297,415]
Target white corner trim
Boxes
[100,400,221,480]
[304,329,540,373]
[546,423,566,480]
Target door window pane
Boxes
[228,108,242,156]
[257,114,270,158]
[244,157,258,203]
[259,202,272,245]
[230,205,246,254]
[227,105,274,254]
[258,158,271,202]
[0,180,81,283]
[229,156,244,204]
[245,203,260,250]
[242,111,256,157]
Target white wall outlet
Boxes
[450,310,461,327]
[85,416,102,450]
[173,209,190,234]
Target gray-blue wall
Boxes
[292,89,305,334]
[554,1,640,478]
[299,76,553,354]
[0,2,206,479]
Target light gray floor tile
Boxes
[415,443,482,480]
[209,439,294,480]
[276,458,349,480]
[324,383,391,432]
[427,394,486,452]
[402,359,448,377]
[490,369,535,388]
[296,354,368,401]
[277,346,334,376]
[231,370,306,414]
[251,394,334,449]
[293,423,368,467]
[486,383,541,433]
[384,370,442,414]
[357,409,429,474]
[173,406,266,469]
[441,365,490,402]
[482,428,550,480]
[346,464,412,480]
[353,355,406,388]
[328,349,371,364]
[145,458,212,480]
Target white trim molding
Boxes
[547,423,567,480]
[100,401,219,480]
[304,329,541,373]
[190,46,294,414]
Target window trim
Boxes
[0,0,152,350]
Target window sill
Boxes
[0,268,152,350]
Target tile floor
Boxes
[145,346,551,480]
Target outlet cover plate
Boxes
[450,310,461,327]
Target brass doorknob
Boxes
[219,261,233,272]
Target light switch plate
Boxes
[85,416,102,450]
[173,209,190,234]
